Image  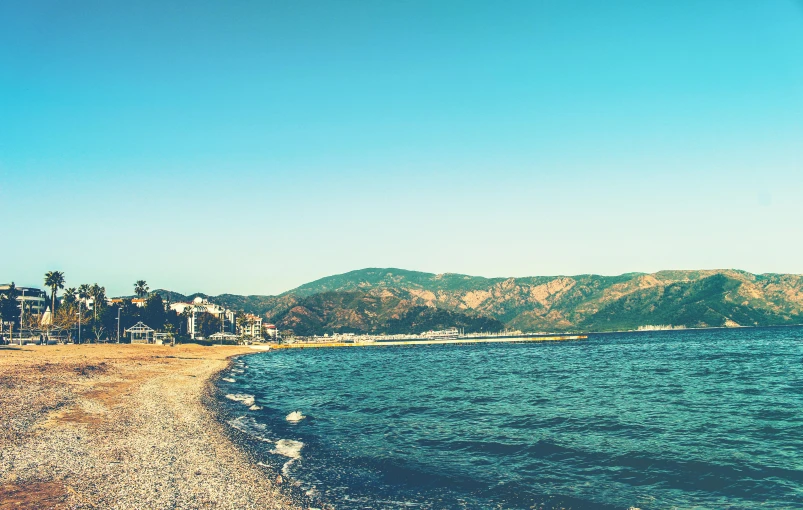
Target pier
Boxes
[268,334,587,349]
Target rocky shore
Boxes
[0,344,298,509]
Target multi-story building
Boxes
[263,323,278,340]
[169,297,235,339]
[0,285,48,315]
[239,314,263,338]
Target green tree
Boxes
[89,283,106,321]
[0,283,20,328]
[120,298,140,330]
[134,280,149,299]
[180,306,192,336]
[196,312,222,338]
[237,313,251,336]
[78,284,91,309]
[143,294,167,329]
[44,270,65,315]
[62,288,77,306]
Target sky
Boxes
[1,1,802,297]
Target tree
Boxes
[196,312,222,338]
[52,303,91,340]
[180,306,192,335]
[119,298,140,330]
[62,288,77,306]
[92,323,106,343]
[44,270,65,315]
[99,304,121,342]
[89,283,106,321]
[143,294,167,329]
[78,284,90,308]
[237,313,251,336]
[0,283,20,328]
[134,280,149,299]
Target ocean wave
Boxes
[226,393,255,407]
[222,377,236,383]
[227,416,271,442]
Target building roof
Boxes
[125,321,155,333]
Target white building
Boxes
[263,323,278,340]
[170,297,235,339]
[239,314,263,338]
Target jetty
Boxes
[269,334,587,349]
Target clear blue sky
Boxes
[1,1,802,297]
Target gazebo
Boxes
[209,332,239,345]
[126,322,155,344]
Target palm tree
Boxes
[237,314,249,336]
[63,288,77,306]
[78,284,91,305]
[134,280,149,299]
[44,271,65,316]
[181,306,192,336]
[89,283,105,321]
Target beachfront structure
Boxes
[169,297,235,339]
[209,332,239,344]
[263,323,278,340]
[125,322,155,344]
[239,314,263,338]
[0,285,48,315]
[421,328,460,339]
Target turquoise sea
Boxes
[217,326,803,509]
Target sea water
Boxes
[217,326,803,509]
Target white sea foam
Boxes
[225,393,255,406]
[249,404,263,411]
[272,439,303,459]
[222,377,236,383]
[227,416,271,442]
[286,410,305,423]
[272,439,304,477]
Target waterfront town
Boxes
[0,272,278,345]
[0,272,569,347]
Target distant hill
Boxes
[154,268,803,335]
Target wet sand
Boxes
[0,344,298,509]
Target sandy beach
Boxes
[0,344,298,509]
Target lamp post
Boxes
[77,300,82,345]
[20,289,26,335]
[116,306,121,343]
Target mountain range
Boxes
[154,268,803,336]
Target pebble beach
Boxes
[0,344,298,509]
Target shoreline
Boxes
[0,344,300,509]
[205,353,320,508]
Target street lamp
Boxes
[20,288,26,335]
[116,306,121,343]
[77,300,82,345]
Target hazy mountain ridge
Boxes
[155,268,803,335]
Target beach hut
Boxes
[125,322,155,344]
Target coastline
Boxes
[0,344,299,509]
[206,354,320,509]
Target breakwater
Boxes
[269,334,586,349]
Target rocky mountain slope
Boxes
[157,268,803,335]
